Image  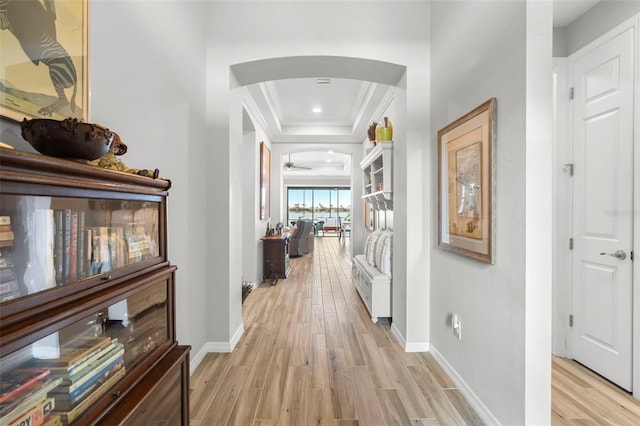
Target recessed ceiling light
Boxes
[328,150,334,154]
[312,107,322,113]
[326,159,332,162]
[316,78,331,84]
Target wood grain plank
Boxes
[200,365,249,425]
[379,347,432,418]
[255,348,291,421]
[310,334,331,389]
[307,388,335,426]
[328,348,357,419]
[407,365,466,425]
[349,366,387,425]
[444,389,486,425]
[279,365,309,425]
[227,388,261,426]
[375,388,412,425]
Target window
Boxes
[287,187,351,226]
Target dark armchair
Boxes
[289,219,313,257]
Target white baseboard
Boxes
[405,341,430,352]
[189,323,245,376]
[390,322,430,352]
[390,322,406,348]
[429,345,501,425]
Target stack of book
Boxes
[0,367,62,426]
[0,216,13,249]
[32,336,125,425]
[124,225,153,263]
[0,216,20,303]
[53,209,92,284]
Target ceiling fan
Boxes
[284,154,311,170]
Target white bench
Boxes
[353,254,391,323]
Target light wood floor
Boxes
[189,236,640,425]
[189,237,483,425]
[552,356,640,424]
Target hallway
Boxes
[189,236,640,424]
[189,237,483,425]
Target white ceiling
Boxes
[244,0,599,177]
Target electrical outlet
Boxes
[452,314,462,340]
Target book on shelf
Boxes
[33,337,111,369]
[0,247,14,270]
[0,231,14,242]
[50,359,124,410]
[0,216,10,226]
[124,226,152,262]
[0,280,20,300]
[49,343,124,394]
[35,209,56,290]
[43,339,119,378]
[89,226,130,275]
[52,368,125,425]
[0,378,62,424]
[0,225,11,233]
[42,415,61,426]
[67,212,78,282]
[0,369,51,405]
[0,268,16,283]
[53,210,63,284]
[76,212,86,279]
[62,209,71,283]
[1,396,54,426]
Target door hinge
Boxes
[569,87,574,100]
[569,315,574,327]
[569,238,574,250]
[563,163,574,176]
[632,251,634,261]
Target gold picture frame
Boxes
[259,141,271,220]
[437,98,496,263]
[0,0,89,122]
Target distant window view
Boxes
[287,187,351,227]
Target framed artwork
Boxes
[364,201,374,230]
[437,98,496,263]
[259,141,271,220]
[0,0,89,122]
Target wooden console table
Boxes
[261,234,291,280]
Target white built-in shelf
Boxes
[360,143,393,210]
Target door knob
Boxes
[600,250,627,260]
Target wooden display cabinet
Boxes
[261,235,290,280]
[0,148,190,425]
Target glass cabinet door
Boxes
[0,194,162,303]
[0,279,171,425]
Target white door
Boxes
[571,26,634,391]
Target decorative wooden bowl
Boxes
[21,118,115,161]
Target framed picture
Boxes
[259,141,271,220]
[0,0,89,122]
[364,201,374,230]
[437,98,496,263]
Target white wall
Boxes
[241,107,273,286]
[88,1,210,359]
[430,1,552,424]
[564,0,640,55]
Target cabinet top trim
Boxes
[0,147,171,193]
